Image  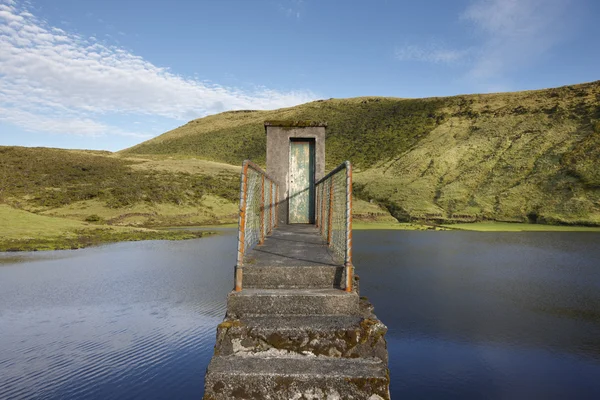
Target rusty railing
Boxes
[235,160,278,291]
[315,161,353,292]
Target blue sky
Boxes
[0,0,598,151]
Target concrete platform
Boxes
[242,224,346,289]
[204,355,389,400]
[239,315,363,331]
[214,313,388,362]
[243,224,342,268]
[227,288,359,318]
[242,265,344,289]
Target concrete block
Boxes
[214,314,388,363]
[204,355,390,400]
[242,265,344,289]
[226,288,359,318]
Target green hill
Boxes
[123,81,600,225]
[1,79,599,251]
[0,147,244,250]
[0,147,242,225]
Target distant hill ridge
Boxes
[122,81,600,225]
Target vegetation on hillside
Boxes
[441,222,600,232]
[122,97,446,169]
[0,205,211,251]
[2,80,599,251]
[0,147,239,209]
[123,81,600,226]
[0,148,241,250]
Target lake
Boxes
[1,230,599,399]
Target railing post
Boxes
[315,185,320,228]
[275,185,279,228]
[320,184,325,235]
[327,180,334,245]
[345,162,353,292]
[268,181,273,234]
[259,174,265,245]
[235,161,249,292]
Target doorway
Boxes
[288,139,315,223]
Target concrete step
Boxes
[214,315,388,362]
[242,265,345,289]
[204,355,390,400]
[226,288,359,318]
[241,315,363,331]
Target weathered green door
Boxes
[289,140,315,223]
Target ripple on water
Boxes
[0,235,235,400]
[0,304,225,399]
[2,231,600,399]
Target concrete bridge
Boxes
[203,122,390,399]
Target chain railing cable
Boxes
[315,161,353,292]
[235,161,279,291]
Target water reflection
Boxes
[0,235,235,400]
[354,231,600,398]
[1,230,600,399]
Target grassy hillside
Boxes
[122,97,444,169]
[0,147,244,249]
[123,81,600,226]
[2,80,599,251]
[0,204,211,251]
[0,147,239,209]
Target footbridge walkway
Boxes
[204,161,390,400]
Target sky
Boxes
[0,0,598,151]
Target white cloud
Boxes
[395,0,570,88]
[462,0,569,81]
[277,0,304,19]
[395,43,469,64]
[0,107,152,138]
[0,1,316,138]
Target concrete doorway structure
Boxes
[265,121,326,225]
[203,121,390,399]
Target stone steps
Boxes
[226,288,359,318]
[203,225,389,399]
[204,355,389,400]
[240,314,363,330]
[214,314,388,362]
[242,265,345,289]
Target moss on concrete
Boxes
[264,120,327,128]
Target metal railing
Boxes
[315,161,354,292]
[235,160,279,291]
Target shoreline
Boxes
[3,220,599,253]
[354,221,600,232]
[0,228,215,253]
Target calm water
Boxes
[1,230,600,399]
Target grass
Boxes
[0,146,241,226]
[0,148,238,250]
[0,146,240,210]
[441,222,600,232]
[162,223,239,230]
[0,204,90,239]
[122,96,445,169]
[1,80,599,248]
[124,154,241,175]
[0,205,212,251]
[120,80,600,227]
[39,195,238,226]
[353,222,446,230]
[351,198,397,223]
